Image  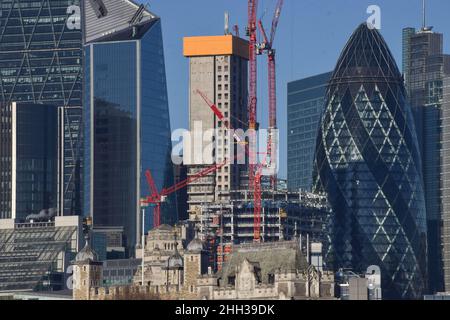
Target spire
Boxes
[422,0,426,30]
[420,0,433,32]
[83,230,91,248]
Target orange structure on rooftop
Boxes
[183,35,249,60]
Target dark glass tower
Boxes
[313,24,427,299]
[84,0,176,255]
[0,103,57,220]
[287,72,332,191]
[403,26,450,293]
[0,0,83,216]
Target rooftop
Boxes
[218,240,309,286]
[183,35,249,60]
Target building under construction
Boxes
[191,187,331,271]
[177,5,332,271]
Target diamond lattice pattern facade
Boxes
[313,24,427,299]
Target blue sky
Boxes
[138,0,450,178]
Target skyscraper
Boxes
[441,76,450,291]
[0,0,83,217]
[287,72,332,191]
[183,35,249,218]
[313,24,427,299]
[403,25,450,293]
[0,103,57,220]
[83,0,175,255]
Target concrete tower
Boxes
[183,35,249,219]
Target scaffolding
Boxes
[195,189,331,271]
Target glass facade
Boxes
[287,72,332,191]
[15,103,58,220]
[0,0,83,216]
[313,24,427,299]
[403,27,450,293]
[441,76,450,291]
[84,18,175,255]
[0,103,57,220]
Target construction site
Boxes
[193,189,331,271]
[141,0,332,272]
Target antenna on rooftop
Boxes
[224,11,230,35]
[422,0,426,30]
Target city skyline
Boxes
[141,0,450,179]
[1,0,450,302]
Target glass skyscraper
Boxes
[83,0,175,255]
[441,75,450,292]
[403,26,450,293]
[313,24,427,299]
[0,0,83,216]
[287,72,332,191]
[0,103,57,220]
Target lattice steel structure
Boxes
[313,24,427,299]
[0,0,83,216]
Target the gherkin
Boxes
[313,24,427,299]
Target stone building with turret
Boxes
[72,238,104,300]
[72,225,334,300]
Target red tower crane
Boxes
[143,88,247,228]
[247,0,259,195]
[143,162,226,228]
[195,89,264,242]
[257,0,284,190]
[247,0,262,242]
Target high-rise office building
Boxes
[83,0,175,255]
[313,24,427,299]
[403,25,450,293]
[287,72,332,191]
[0,103,57,220]
[441,76,450,291]
[402,27,416,85]
[183,35,248,218]
[0,0,83,217]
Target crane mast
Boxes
[196,89,266,241]
[258,0,284,190]
[247,0,258,195]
